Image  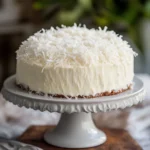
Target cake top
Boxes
[17,24,137,68]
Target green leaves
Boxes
[57,6,83,25]
[144,0,150,17]
[32,0,150,26]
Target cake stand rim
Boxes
[1,75,145,113]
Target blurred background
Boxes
[0,0,150,149]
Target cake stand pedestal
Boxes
[2,75,145,148]
[44,112,106,148]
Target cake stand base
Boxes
[44,112,106,148]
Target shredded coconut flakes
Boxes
[16,24,137,68]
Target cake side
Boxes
[16,58,133,97]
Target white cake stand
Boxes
[2,75,145,148]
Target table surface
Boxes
[19,125,142,150]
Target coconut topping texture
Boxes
[17,24,137,69]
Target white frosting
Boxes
[16,24,136,97]
[16,58,133,97]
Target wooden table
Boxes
[18,125,142,150]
